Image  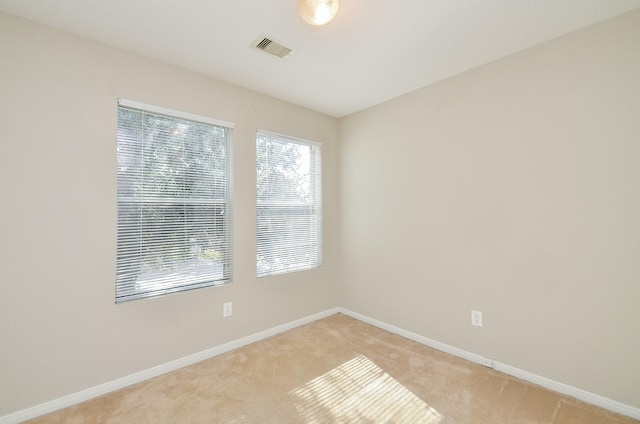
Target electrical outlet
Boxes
[223,302,232,318]
[471,310,483,327]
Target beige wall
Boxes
[0,13,340,415]
[339,10,640,408]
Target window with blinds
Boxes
[116,99,233,302]
[256,131,322,277]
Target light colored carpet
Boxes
[27,313,638,423]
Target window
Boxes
[116,99,233,302]
[256,131,322,277]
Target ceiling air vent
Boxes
[252,36,296,59]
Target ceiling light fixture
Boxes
[297,0,340,26]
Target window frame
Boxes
[256,130,323,278]
[116,98,234,303]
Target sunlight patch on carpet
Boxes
[290,355,442,423]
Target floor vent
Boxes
[252,36,296,59]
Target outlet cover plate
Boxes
[223,302,232,318]
[471,310,483,327]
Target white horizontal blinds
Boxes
[117,101,232,302]
[256,131,322,277]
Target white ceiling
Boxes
[1,0,639,117]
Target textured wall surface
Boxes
[339,9,640,409]
[0,12,340,416]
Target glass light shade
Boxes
[297,0,339,26]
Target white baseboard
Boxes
[4,306,638,422]
[338,308,493,367]
[492,362,640,420]
[337,307,640,420]
[0,307,340,424]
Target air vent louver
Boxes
[252,36,295,59]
